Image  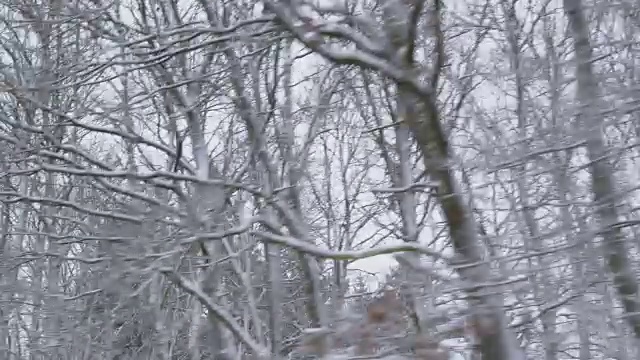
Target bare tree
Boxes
[562,0,640,343]
[2,0,640,359]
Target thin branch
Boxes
[160,270,271,358]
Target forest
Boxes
[0,0,639,359]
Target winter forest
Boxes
[0,0,639,358]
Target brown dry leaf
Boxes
[354,328,376,356]
[367,301,389,323]
[366,289,403,324]
[415,347,449,360]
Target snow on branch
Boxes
[249,230,450,262]
[296,288,453,359]
[160,269,270,359]
[371,181,440,194]
[181,215,450,262]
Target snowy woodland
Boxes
[0,0,639,358]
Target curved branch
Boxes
[160,270,271,359]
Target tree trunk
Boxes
[563,0,640,339]
[383,1,526,359]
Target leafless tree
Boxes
[2,0,640,359]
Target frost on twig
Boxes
[371,181,441,194]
